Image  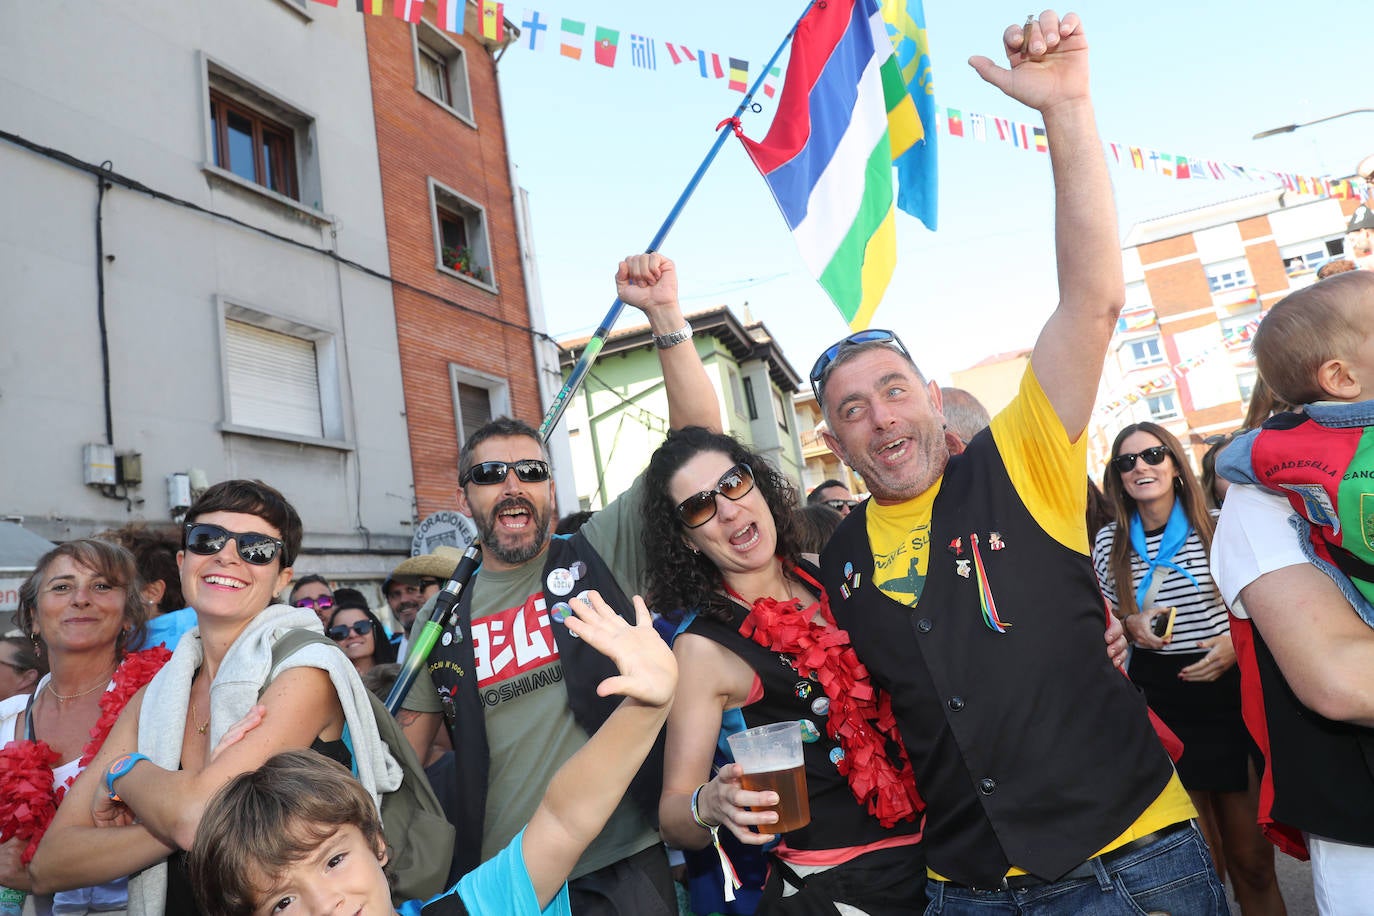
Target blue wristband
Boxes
[105,752,151,801]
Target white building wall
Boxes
[0,0,413,574]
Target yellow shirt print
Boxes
[868,479,941,606]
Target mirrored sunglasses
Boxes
[1112,446,1171,474]
[294,595,335,611]
[461,459,552,486]
[327,620,375,640]
[823,499,857,512]
[183,523,285,566]
[677,463,757,529]
[809,329,912,402]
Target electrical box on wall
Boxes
[167,473,192,513]
[117,452,143,486]
[83,443,117,486]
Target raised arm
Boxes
[615,253,721,432]
[970,12,1123,437]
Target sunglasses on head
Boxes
[809,329,912,402]
[460,459,552,487]
[327,620,375,641]
[184,523,285,566]
[677,463,756,529]
[294,595,335,612]
[1112,446,1171,473]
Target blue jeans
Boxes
[924,823,1227,914]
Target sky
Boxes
[493,0,1372,387]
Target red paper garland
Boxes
[737,585,922,828]
[0,646,171,863]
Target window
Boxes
[1126,337,1165,368]
[1281,244,1327,278]
[430,180,495,288]
[728,370,746,419]
[771,387,789,431]
[210,91,298,199]
[741,377,760,420]
[220,303,344,444]
[414,23,474,122]
[1146,392,1179,421]
[450,365,510,446]
[1237,370,1257,404]
[1205,258,1251,294]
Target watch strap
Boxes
[106,752,151,801]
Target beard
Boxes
[476,496,552,566]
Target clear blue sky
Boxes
[495,0,1371,385]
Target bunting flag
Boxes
[728,57,749,92]
[480,0,505,41]
[967,111,986,142]
[630,34,656,69]
[356,0,385,14]
[664,43,696,65]
[394,0,423,23]
[946,108,963,137]
[1115,305,1157,333]
[520,8,546,49]
[559,18,585,59]
[880,0,936,231]
[1033,126,1047,152]
[594,26,619,66]
[311,0,339,6]
[762,65,782,98]
[699,52,725,79]
[738,0,920,330]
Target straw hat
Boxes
[389,545,464,582]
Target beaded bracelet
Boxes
[689,782,741,901]
[690,783,719,830]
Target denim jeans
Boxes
[924,822,1227,914]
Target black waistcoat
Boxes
[819,429,1175,886]
[683,560,921,852]
[425,533,666,879]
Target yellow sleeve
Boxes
[988,367,1089,555]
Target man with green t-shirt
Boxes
[399,253,719,915]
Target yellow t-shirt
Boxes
[868,368,1195,878]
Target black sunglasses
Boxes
[328,620,375,640]
[184,523,285,566]
[677,463,756,529]
[823,498,857,512]
[461,459,552,486]
[809,329,912,402]
[1112,446,1171,474]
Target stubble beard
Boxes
[478,498,552,567]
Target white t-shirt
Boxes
[1209,485,1307,619]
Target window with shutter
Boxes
[457,382,493,444]
[225,319,323,437]
[414,23,473,121]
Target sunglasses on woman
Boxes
[460,459,552,486]
[294,595,335,612]
[183,523,285,566]
[677,463,756,529]
[809,329,912,401]
[1111,446,1171,474]
[327,620,374,641]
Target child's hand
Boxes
[566,592,677,708]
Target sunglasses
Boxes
[294,595,335,612]
[1112,446,1171,474]
[823,499,857,512]
[327,620,375,640]
[809,329,912,402]
[460,459,551,487]
[677,463,756,529]
[184,523,285,566]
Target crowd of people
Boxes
[3,10,1373,916]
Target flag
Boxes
[738,0,919,329]
[394,0,422,23]
[664,43,695,65]
[1175,157,1190,180]
[630,34,656,69]
[728,57,749,92]
[946,108,963,137]
[699,52,724,79]
[992,116,1012,143]
[1032,126,1047,152]
[520,9,547,49]
[1129,147,1143,169]
[311,0,339,6]
[560,18,585,59]
[968,112,986,142]
[1018,123,1031,150]
[763,65,781,98]
[356,0,385,14]
[879,0,935,229]
[594,26,619,66]
[480,1,505,41]
[1158,153,1174,178]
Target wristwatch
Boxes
[653,321,693,350]
[105,752,151,802]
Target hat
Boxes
[389,545,464,583]
[1348,204,1374,233]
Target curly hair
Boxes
[642,427,801,623]
[1099,422,1214,617]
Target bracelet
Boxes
[691,783,720,830]
[690,782,741,902]
[653,320,693,350]
[105,752,152,802]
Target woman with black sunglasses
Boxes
[1093,423,1284,914]
[328,600,397,676]
[32,480,411,915]
[643,427,925,915]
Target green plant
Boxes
[441,245,489,284]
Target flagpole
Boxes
[387,3,815,716]
[538,0,814,440]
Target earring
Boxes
[30,632,43,658]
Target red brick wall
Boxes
[364,16,542,518]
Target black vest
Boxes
[819,429,1175,887]
[683,560,921,853]
[425,533,666,879]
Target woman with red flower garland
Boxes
[0,539,168,915]
[643,428,926,914]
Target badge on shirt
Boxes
[546,567,575,596]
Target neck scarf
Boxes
[1129,498,1200,610]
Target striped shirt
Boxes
[1092,517,1230,654]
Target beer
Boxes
[739,763,811,833]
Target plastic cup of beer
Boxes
[726,720,811,833]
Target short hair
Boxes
[0,635,47,681]
[330,586,369,611]
[95,524,184,612]
[17,539,150,654]
[806,479,849,505]
[289,574,331,602]
[792,504,843,554]
[457,416,549,484]
[1252,271,1374,405]
[1317,258,1357,280]
[189,750,386,916]
[184,479,303,568]
[939,387,992,445]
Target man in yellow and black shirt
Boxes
[812,11,1227,912]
